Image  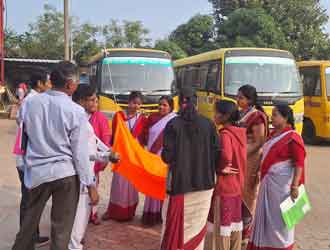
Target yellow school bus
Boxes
[174,48,304,133]
[298,61,330,143]
[88,48,176,122]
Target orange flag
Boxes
[112,115,168,200]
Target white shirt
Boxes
[19,90,95,189]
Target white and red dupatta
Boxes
[147,112,177,155]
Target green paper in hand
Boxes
[280,185,311,230]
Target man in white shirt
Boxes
[12,61,99,250]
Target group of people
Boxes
[159,86,306,250]
[12,61,116,250]
[11,60,306,250]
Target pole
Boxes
[0,0,4,85]
[64,0,70,61]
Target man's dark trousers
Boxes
[17,169,40,241]
[12,175,80,250]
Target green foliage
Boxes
[6,1,330,62]
[4,28,22,57]
[102,20,151,48]
[169,14,215,56]
[24,4,65,59]
[208,0,252,22]
[209,0,330,59]
[102,20,126,48]
[123,21,151,48]
[217,8,288,49]
[72,23,102,64]
[5,4,152,64]
[262,0,330,59]
[154,39,187,60]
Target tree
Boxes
[209,0,330,59]
[102,20,151,48]
[216,8,288,49]
[4,4,152,63]
[21,4,65,59]
[208,0,252,22]
[154,39,187,60]
[102,20,126,48]
[262,0,330,59]
[123,21,151,48]
[4,28,22,57]
[72,23,102,64]
[169,14,215,56]
[20,4,103,61]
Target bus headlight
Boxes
[294,113,304,124]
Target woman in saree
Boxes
[140,96,177,226]
[247,105,306,250]
[205,100,247,250]
[160,88,220,250]
[236,85,268,242]
[102,91,147,222]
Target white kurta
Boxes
[69,122,110,250]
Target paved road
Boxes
[0,119,329,250]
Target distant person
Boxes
[13,71,52,248]
[69,87,120,250]
[28,72,52,96]
[160,88,220,250]
[102,91,147,222]
[16,82,28,104]
[247,105,306,250]
[79,73,90,85]
[205,100,247,250]
[12,61,99,250]
[71,84,111,225]
[140,96,177,226]
[236,84,268,243]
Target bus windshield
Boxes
[224,56,302,96]
[326,67,330,97]
[101,57,174,94]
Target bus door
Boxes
[322,65,330,136]
[324,65,330,104]
[300,66,323,139]
[179,64,207,118]
[177,62,221,119]
[194,62,221,119]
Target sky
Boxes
[5,0,212,40]
[5,0,330,41]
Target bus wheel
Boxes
[302,119,318,145]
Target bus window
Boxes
[205,63,221,93]
[182,65,200,89]
[191,65,201,89]
[175,68,184,90]
[101,57,174,94]
[199,64,208,90]
[225,56,301,97]
[183,66,193,89]
[300,66,321,96]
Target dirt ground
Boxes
[0,119,329,250]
